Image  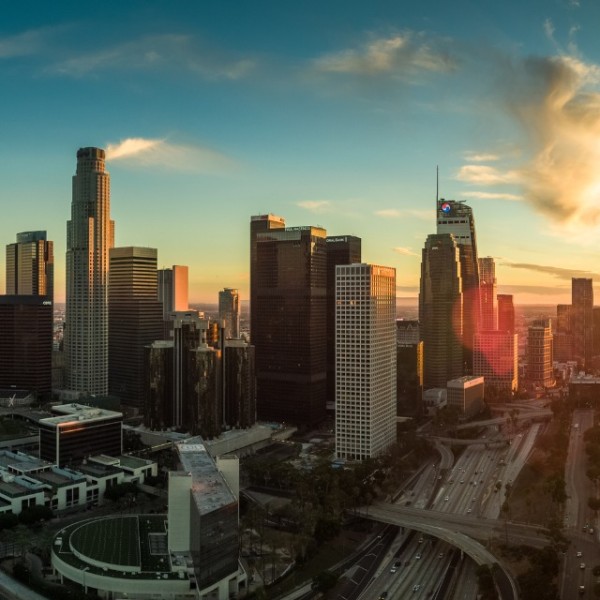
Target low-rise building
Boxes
[446,376,485,418]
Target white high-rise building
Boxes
[335,264,397,460]
[65,147,114,394]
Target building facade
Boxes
[473,331,518,394]
[144,340,174,430]
[527,318,554,388]
[250,217,328,427]
[497,294,515,333]
[109,247,164,410]
[0,296,52,397]
[478,256,497,331]
[335,264,396,460]
[446,376,485,418]
[419,233,463,389]
[5,231,54,300]
[325,235,361,409]
[436,199,480,371]
[218,288,240,340]
[65,147,114,395]
[223,340,256,430]
[572,278,594,368]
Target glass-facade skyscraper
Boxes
[436,199,480,372]
[65,147,114,395]
[6,231,54,301]
[572,277,594,368]
[419,233,463,389]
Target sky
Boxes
[2,0,600,304]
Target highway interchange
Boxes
[333,403,599,600]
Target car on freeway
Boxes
[467,508,472,513]
[438,552,444,558]
[412,584,421,592]
[378,592,388,599]
[580,563,586,569]
[416,553,422,559]
[444,496,449,501]
[576,551,582,557]
[418,537,424,543]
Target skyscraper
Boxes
[572,278,594,368]
[436,199,480,371]
[109,247,164,410]
[249,213,286,340]
[326,235,361,408]
[419,233,463,389]
[335,264,396,460]
[6,231,54,300]
[478,256,497,331]
[65,147,114,395]
[527,318,554,387]
[0,296,52,397]
[157,265,189,319]
[497,294,515,333]
[218,288,240,339]
[250,216,327,427]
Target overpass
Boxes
[357,502,553,600]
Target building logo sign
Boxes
[440,202,452,214]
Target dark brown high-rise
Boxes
[0,296,52,397]
[572,278,593,368]
[250,216,327,427]
[326,235,361,407]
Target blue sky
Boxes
[2,0,600,303]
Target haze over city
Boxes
[2,0,600,303]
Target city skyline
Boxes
[3,2,600,303]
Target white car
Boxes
[576,551,582,558]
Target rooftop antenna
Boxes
[435,165,439,218]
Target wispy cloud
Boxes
[462,151,500,162]
[296,200,332,213]
[47,34,255,79]
[312,32,456,79]
[498,284,570,297]
[456,164,520,185]
[105,137,235,173]
[393,246,418,257]
[0,26,64,59]
[461,191,522,201]
[501,261,600,280]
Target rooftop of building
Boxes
[0,451,52,474]
[0,479,40,498]
[76,462,123,479]
[34,469,85,489]
[447,376,485,388]
[53,515,186,581]
[176,437,236,515]
[39,403,122,427]
[118,455,154,469]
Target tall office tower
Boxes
[497,294,515,333]
[144,340,174,430]
[436,199,480,372]
[187,344,222,438]
[527,318,554,388]
[478,256,497,331]
[251,216,327,427]
[0,296,52,398]
[157,265,189,319]
[397,341,424,417]
[419,234,463,389]
[218,288,240,339]
[108,247,164,410]
[172,311,207,427]
[6,231,54,300]
[335,264,396,460]
[473,331,518,394]
[65,147,114,395]
[250,214,286,342]
[572,278,594,368]
[326,235,362,408]
[556,304,572,334]
[223,340,256,429]
[554,303,573,362]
